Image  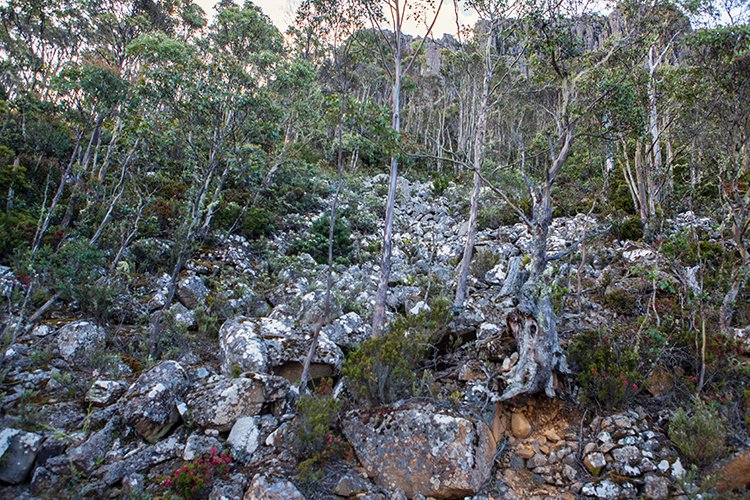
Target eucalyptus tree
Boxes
[454,0,525,308]
[130,0,285,357]
[685,24,750,334]
[493,0,636,400]
[358,0,447,336]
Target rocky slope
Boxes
[0,174,748,499]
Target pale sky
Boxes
[195,0,479,37]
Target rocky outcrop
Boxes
[342,400,494,499]
[244,473,305,499]
[185,376,265,431]
[0,429,42,484]
[176,274,209,309]
[56,320,106,366]
[120,361,189,443]
[219,316,343,382]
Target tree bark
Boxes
[372,31,402,337]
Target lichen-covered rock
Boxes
[219,316,344,382]
[219,317,270,374]
[121,361,189,443]
[244,473,305,499]
[322,312,370,349]
[67,418,120,473]
[227,416,260,462]
[0,428,42,484]
[56,320,106,366]
[176,274,209,309]
[183,432,222,461]
[186,376,265,431]
[342,400,494,499]
[87,379,127,406]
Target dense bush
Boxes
[291,214,352,264]
[343,301,449,405]
[615,216,644,241]
[669,398,726,467]
[294,390,342,458]
[568,330,643,408]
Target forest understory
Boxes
[0,0,749,499]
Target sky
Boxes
[195,0,480,37]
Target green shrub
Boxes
[291,214,352,264]
[612,216,644,241]
[343,327,428,406]
[669,398,726,467]
[568,330,643,408]
[342,301,449,405]
[294,391,342,457]
[432,174,452,197]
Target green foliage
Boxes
[568,330,643,408]
[294,390,342,457]
[36,239,114,321]
[343,301,449,405]
[612,216,644,241]
[669,398,726,467]
[0,209,36,260]
[291,214,352,264]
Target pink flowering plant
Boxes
[297,432,350,481]
[160,447,232,499]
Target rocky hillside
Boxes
[1,174,748,499]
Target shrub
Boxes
[568,330,643,408]
[618,216,644,241]
[291,214,352,264]
[669,398,726,467]
[342,301,449,405]
[294,390,342,458]
[160,448,232,499]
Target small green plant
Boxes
[297,433,349,482]
[342,301,448,405]
[669,398,726,467]
[615,216,644,241]
[160,448,232,499]
[568,330,643,408]
[291,214,353,264]
[294,390,342,458]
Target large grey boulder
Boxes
[0,428,43,484]
[185,376,265,431]
[227,416,261,462]
[219,316,343,382]
[219,317,269,374]
[121,361,189,443]
[67,418,120,473]
[342,400,495,499]
[57,320,106,366]
[322,312,370,349]
[176,274,209,309]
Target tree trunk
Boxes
[454,31,493,309]
[372,33,403,337]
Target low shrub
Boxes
[669,398,726,467]
[291,214,352,264]
[294,390,342,458]
[343,301,449,405]
[160,448,232,499]
[568,330,643,408]
[618,216,644,241]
